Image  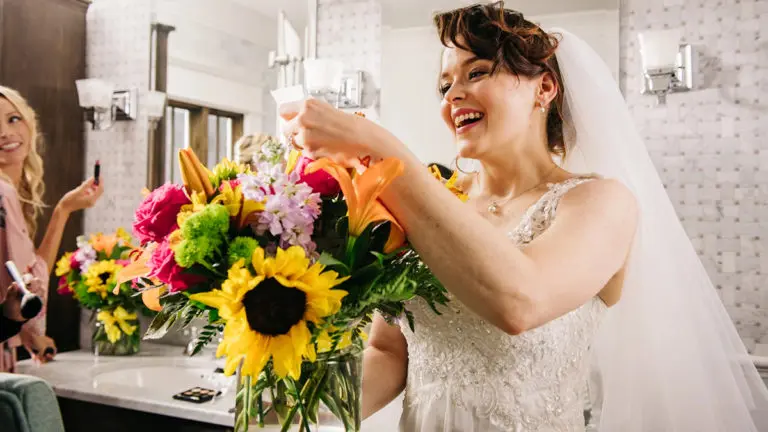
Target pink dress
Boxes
[0,180,49,372]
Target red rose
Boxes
[147,239,203,293]
[295,156,340,196]
[133,183,190,245]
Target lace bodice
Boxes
[400,177,607,432]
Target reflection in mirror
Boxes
[150,0,313,184]
[379,0,619,167]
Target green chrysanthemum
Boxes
[228,237,259,267]
[210,159,251,189]
[174,204,230,267]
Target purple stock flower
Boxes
[241,165,321,254]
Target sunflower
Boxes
[189,246,348,380]
[84,260,122,299]
[55,253,73,277]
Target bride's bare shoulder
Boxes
[558,177,638,229]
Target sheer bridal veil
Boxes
[552,28,768,431]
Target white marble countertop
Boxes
[16,343,237,427]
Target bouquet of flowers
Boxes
[117,135,464,431]
[55,228,147,355]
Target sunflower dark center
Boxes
[98,272,111,285]
[242,278,307,336]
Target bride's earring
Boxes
[539,100,547,114]
[453,155,478,175]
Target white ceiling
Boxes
[227,0,309,31]
[381,0,618,28]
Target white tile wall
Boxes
[621,0,768,352]
[317,0,382,117]
[84,0,153,235]
[318,0,768,351]
[80,0,153,348]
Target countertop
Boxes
[16,343,237,427]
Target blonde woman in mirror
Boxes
[0,86,104,371]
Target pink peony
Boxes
[295,156,341,196]
[133,183,190,245]
[57,276,72,295]
[147,239,203,293]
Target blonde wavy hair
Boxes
[233,133,273,167]
[0,86,46,239]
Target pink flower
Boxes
[57,276,72,295]
[133,183,190,245]
[69,253,81,271]
[147,239,203,293]
[220,179,240,191]
[294,156,340,196]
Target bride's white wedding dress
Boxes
[400,177,602,432]
[391,27,767,432]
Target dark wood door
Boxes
[0,0,88,352]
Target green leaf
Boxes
[208,308,220,323]
[404,309,416,332]
[317,252,350,274]
[144,308,179,340]
[190,323,223,356]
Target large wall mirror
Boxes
[150,0,314,185]
[378,0,619,167]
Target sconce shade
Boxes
[144,90,167,120]
[75,78,115,110]
[638,29,683,70]
[304,58,344,93]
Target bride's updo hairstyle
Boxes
[434,1,566,158]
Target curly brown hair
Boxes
[434,1,566,157]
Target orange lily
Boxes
[90,233,118,257]
[179,148,215,198]
[113,244,163,311]
[306,157,405,253]
[141,287,164,312]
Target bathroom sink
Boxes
[90,357,234,395]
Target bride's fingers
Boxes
[278,101,302,121]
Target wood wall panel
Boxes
[0,0,88,353]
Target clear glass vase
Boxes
[92,310,141,356]
[236,347,363,432]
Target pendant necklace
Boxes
[486,165,559,215]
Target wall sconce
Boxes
[303,59,364,109]
[144,90,167,130]
[637,29,694,104]
[75,78,138,130]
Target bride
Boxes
[279,2,768,431]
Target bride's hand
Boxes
[278,99,396,164]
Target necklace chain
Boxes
[486,165,559,214]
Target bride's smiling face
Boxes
[439,45,543,160]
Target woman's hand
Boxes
[279,99,404,165]
[2,274,40,322]
[21,332,56,364]
[58,177,104,214]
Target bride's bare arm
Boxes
[362,314,408,419]
[377,144,637,334]
[280,99,638,335]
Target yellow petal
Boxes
[251,247,266,275]
[189,290,231,311]
[285,149,301,174]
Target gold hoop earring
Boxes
[453,155,478,175]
